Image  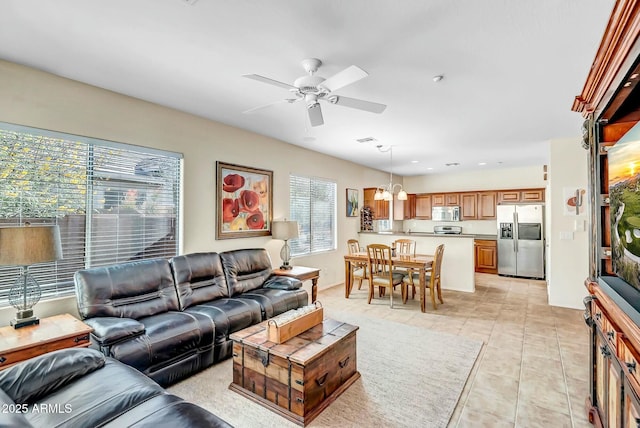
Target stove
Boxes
[433,225,462,235]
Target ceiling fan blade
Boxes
[327,95,386,113]
[308,103,324,127]
[242,74,297,90]
[318,65,368,92]
[243,98,298,114]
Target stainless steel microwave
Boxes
[432,206,461,221]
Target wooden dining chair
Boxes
[402,244,445,309]
[347,239,368,290]
[394,238,416,257]
[367,244,405,308]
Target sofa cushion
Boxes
[0,348,105,405]
[236,288,309,319]
[185,298,261,345]
[75,258,179,320]
[107,311,214,373]
[84,317,146,346]
[220,248,273,296]
[170,252,229,310]
[25,357,166,428]
[263,275,303,290]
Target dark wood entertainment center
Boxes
[573,1,640,426]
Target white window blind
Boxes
[289,175,336,256]
[0,124,181,304]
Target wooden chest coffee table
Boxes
[229,318,360,426]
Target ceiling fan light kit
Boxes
[242,58,387,126]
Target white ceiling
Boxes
[0,0,613,176]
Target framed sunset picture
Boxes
[216,161,273,239]
[609,122,640,289]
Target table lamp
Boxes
[272,220,299,270]
[0,225,63,328]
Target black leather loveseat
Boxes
[0,348,231,428]
[74,248,309,386]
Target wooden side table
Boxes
[273,266,320,303]
[0,313,92,370]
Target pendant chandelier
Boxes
[373,145,407,201]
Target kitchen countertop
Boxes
[358,231,497,239]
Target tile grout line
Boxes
[553,309,577,428]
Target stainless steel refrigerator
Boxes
[497,204,545,279]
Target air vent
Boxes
[445,162,460,167]
[182,0,198,4]
[356,137,377,143]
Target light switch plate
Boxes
[560,231,574,240]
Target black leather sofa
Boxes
[74,248,309,386]
[0,348,231,428]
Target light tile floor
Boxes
[317,273,591,428]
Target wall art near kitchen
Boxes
[216,161,273,239]
[346,188,359,217]
[563,187,586,216]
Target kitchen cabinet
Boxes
[445,193,460,206]
[393,193,416,220]
[414,194,432,219]
[477,191,497,219]
[431,194,445,206]
[497,188,545,204]
[363,188,389,220]
[460,193,477,220]
[431,193,460,207]
[474,239,497,274]
[403,194,416,219]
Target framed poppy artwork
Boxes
[216,161,273,239]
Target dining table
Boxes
[343,252,434,312]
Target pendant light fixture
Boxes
[373,145,407,201]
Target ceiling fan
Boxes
[242,58,386,127]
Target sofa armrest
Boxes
[0,348,105,404]
[263,275,303,290]
[85,317,146,346]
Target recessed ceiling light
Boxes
[410,160,419,164]
[433,75,444,83]
[478,162,487,166]
[632,73,639,79]
[427,167,433,170]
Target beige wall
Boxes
[0,60,390,324]
[403,165,547,193]
[547,137,589,308]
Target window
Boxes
[0,122,182,304]
[289,174,336,256]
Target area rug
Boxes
[167,312,483,428]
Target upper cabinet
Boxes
[414,194,432,219]
[460,192,478,220]
[393,193,416,220]
[363,187,389,220]
[477,191,497,219]
[497,188,545,204]
[431,193,460,206]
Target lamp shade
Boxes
[0,225,63,266]
[272,220,299,240]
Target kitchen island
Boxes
[358,231,475,293]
